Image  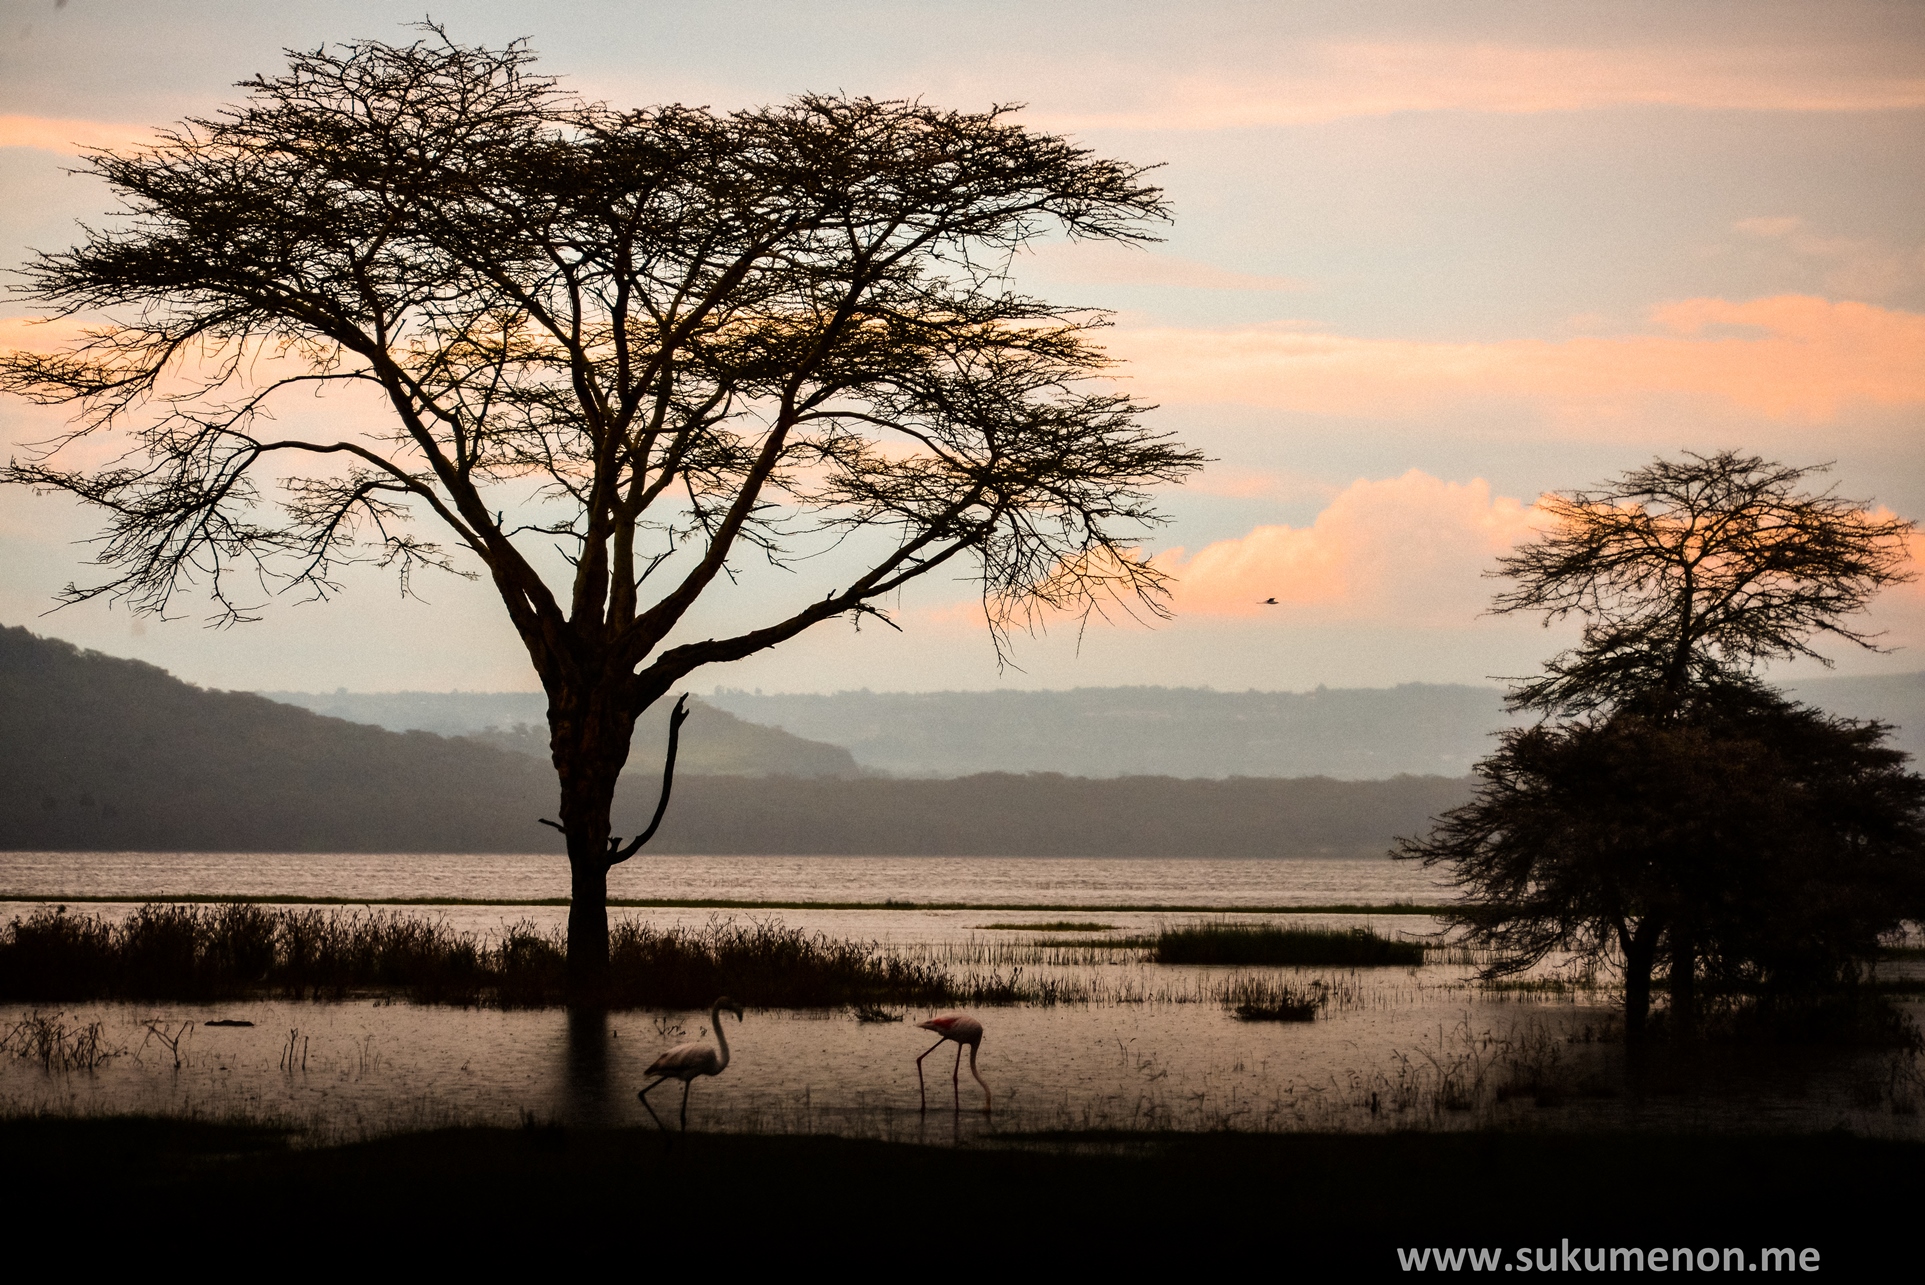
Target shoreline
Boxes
[3,1116,1911,1267]
[0,893,1445,914]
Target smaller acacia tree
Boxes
[1401,451,1921,1035]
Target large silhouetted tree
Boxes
[1403,452,1919,1035]
[0,31,1202,994]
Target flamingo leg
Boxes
[680,1078,693,1131]
[952,1042,964,1110]
[637,1076,671,1133]
[915,1038,946,1113]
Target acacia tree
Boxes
[0,32,1202,992]
[1403,452,1918,1034]
[1494,451,1913,717]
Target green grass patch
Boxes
[1152,922,1425,967]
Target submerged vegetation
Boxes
[1153,923,1425,967]
[1,1010,119,1071]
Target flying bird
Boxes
[915,1013,992,1113]
[638,996,743,1132]
[1260,597,1279,605]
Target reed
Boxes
[1,1010,121,1070]
[1153,922,1425,967]
[1222,976,1325,1022]
[0,905,953,1010]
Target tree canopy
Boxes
[1493,451,1914,716]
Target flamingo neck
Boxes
[967,1041,992,1111]
[709,1002,731,1071]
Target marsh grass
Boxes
[0,905,1470,1014]
[0,905,953,1010]
[1153,922,1425,968]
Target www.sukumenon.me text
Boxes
[1397,1242,1822,1272]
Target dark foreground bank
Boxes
[1,1119,1911,1272]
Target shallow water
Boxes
[2,852,1918,1143]
[5,973,1918,1144]
[0,851,1449,907]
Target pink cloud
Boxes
[1022,41,1925,131]
[1104,296,1925,424]
[1154,471,1544,622]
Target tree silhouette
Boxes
[0,30,1202,993]
[1493,451,1913,717]
[1401,690,1925,1034]
[1405,452,1919,1035]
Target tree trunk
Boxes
[550,687,640,1002]
[1621,917,1662,1038]
[1668,933,1698,1037]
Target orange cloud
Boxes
[1023,41,1925,130]
[1105,296,1925,424]
[0,316,96,352]
[0,115,153,154]
[1154,471,1544,622]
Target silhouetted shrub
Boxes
[1153,923,1424,967]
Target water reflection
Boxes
[7,986,1912,1145]
[562,1006,616,1126]
[0,850,1450,908]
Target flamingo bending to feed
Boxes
[638,997,743,1132]
[915,1013,992,1113]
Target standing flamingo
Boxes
[638,997,743,1132]
[915,1013,992,1113]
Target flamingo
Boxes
[915,1013,992,1113]
[638,997,743,1132]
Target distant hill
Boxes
[705,684,1520,778]
[1781,672,1925,759]
[703,676,1925,779]
[264,673,1925,781]
[1,625,1466,856]
[644,772,1472,858]
[263,689,860,778]
[1,624,556,852]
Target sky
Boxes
[1,0,1921,695]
